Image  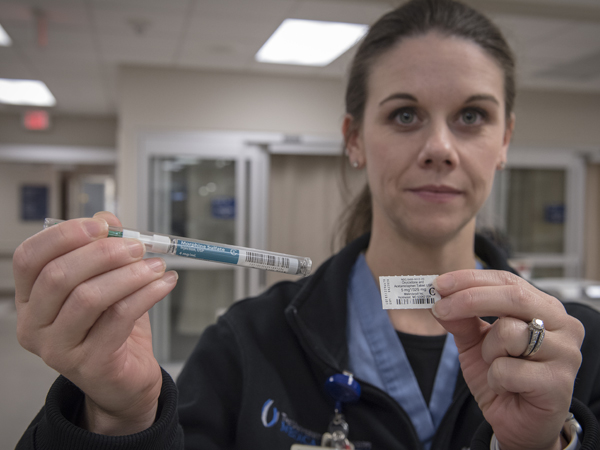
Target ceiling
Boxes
[0,0,599,116]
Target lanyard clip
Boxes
[322,372,361,449]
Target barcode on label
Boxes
[246,251,290,269]
[396,297,437,305]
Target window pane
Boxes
[151,157,236,243]
[506,169,565,254]
[149,157,238,362]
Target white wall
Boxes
[511,90,600,149]
[0,113,116,147]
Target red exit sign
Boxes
[23,109,50,131]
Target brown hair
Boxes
[339,0,516,245]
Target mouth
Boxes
[407,184,464,202]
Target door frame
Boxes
[138,131,273,362]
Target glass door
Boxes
[139,132,269,363]
[479,149,585,279]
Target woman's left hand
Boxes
[432,269,585,450]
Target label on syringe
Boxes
[380,275,440,309]
[173,239,299,274]
[174,240,241,265]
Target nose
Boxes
[417,121,458,170]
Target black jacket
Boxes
[17,234,600,449]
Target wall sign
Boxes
[21,185,48,221]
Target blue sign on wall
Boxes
[21,185,48,221]
[211,197,235,219]
[544,204,565,224]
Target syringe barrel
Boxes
[43,219,312,276]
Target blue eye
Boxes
[395,109,416,124]
[461,108,484,124]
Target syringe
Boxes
[43,219,312,276]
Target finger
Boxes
[431,284,565,327]
[50,258,168,349]
[26,237,146,328]
[487,356,576,402]
[13,218,109,302]
[481,317,536,362]
[93,211,122,228]
[483,319,583,367]
[434,269,539,297]
[85,271,178,354]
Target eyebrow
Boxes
[465,94,500,106]
[378,93,501,107]
[379,93,418,106]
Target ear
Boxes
[342,114,365,167]
[498,112,515,169]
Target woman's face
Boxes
[345,32,514,245]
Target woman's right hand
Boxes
[13,212,178,435]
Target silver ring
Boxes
[521,318,545,357]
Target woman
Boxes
[15,0,600,449]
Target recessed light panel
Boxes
[0,79,56,106]
[0,24,11,46]
[255,19,368,67]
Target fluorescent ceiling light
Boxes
[255,19,368,67]
[0,78,56,106]
[0,24,11,46]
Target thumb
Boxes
[94,211,122,228]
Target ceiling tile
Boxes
[194,0,296,20]
[0,1,90,30]
[185,14,279,42]
[89,0,190,13]
[0,2,33,22]
[520,24,600,67]
[289,0,391,24]
[491,14,573,47]
[91,4,187,38]
[177,39,257,68]
[0,61,37,79]
[98,34,180,64]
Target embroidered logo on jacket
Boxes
[261,399,320,445]
[261,399,280,427]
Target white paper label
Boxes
[380,275,440,309]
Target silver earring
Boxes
[498,161,506,170]
[352,161,359,168]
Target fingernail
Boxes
[163,271,178,284]
[125,239,145,258]
[83,219,107,238]
[433,274,455,291]
[145,258,165,273]
[432,299,450,318]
